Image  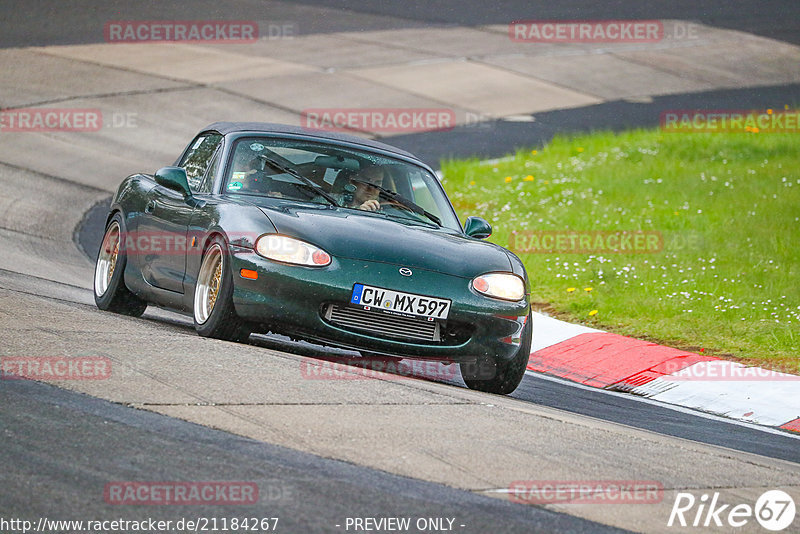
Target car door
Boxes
[138,132,222,294]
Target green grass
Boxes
[441,129,800,372]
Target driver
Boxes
[347,164,384,211]
[241,157,269,193]
[242,157,284,197]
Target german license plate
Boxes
[350,283,451,320]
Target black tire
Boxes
[460,312,532,395]
[93,212,148,317]
[193,236,251,342]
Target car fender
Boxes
[181,197,278,311]
[104,174,158,295]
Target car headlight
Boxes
[472,272,526,301]
[255,234,331,267]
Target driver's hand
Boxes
[359,199,380,211]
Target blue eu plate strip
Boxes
[350,283,364,304]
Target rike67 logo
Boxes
[668,490,796,531]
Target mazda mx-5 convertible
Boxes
[94,122,532,394]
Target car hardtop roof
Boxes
[205,122,420,161]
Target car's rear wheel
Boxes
[94,213,148,316]
[193,236,250,342]
[460,312,532,395]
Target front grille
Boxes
[324,304,440,342]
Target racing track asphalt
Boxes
[4,2,800,531]
[242,334,800,464]
[2,0,798,46]
[1,378,625,534]
[288,0,800,46]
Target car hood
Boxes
[254,202,512,278]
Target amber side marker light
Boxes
[240,269,258,280]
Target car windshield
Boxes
[223,136,461,230]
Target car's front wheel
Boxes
[193,236,251,342]
[94,213,148,317]
[460,312,532,395]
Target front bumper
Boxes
[229,246,529,363]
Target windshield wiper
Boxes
[351,178,441,227]
[258,154,338,206]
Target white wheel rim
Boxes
[94,221,121,297]
[194,243,224,324]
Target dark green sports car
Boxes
[94,123,532,394]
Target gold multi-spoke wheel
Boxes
[93,214,147,317]
[94,221,121,297]
[192,238,250,342]
[194,243,224,324]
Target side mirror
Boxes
[464,216,492,239]
[154,166,191,197]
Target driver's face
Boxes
[353,169,382,203]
